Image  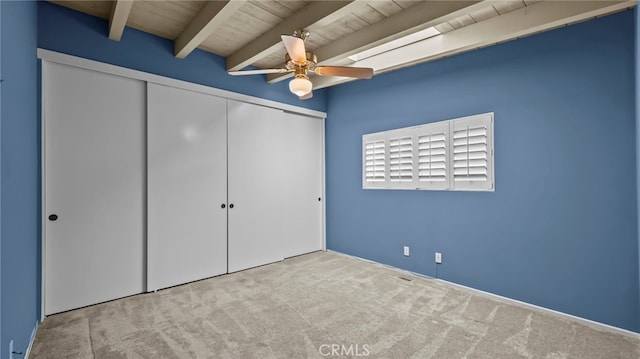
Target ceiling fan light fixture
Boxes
[289,75,312,97]
[231,31,372,98]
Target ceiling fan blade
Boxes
[298,91,313,100]
[281,35,307,63]
[228,68,290,76]
[314,66,373,79]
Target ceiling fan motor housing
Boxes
[285,52,317,70]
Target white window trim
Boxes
[362,112,494,191]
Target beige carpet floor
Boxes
[31,251,639,358]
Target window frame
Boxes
[362,112,494,191]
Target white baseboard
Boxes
[433,276,640,339]
[24,322,38,359]
[328,250,640,339]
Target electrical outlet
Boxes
[403,246,410,256]
[435,252,442,264]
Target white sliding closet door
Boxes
[227,100,288,272]
[147,83,228,291]
[44,62,145,315]
[281,112,324,258]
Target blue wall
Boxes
[1,0,3,351]
[38,1,327,112]
[1,0,40,357]
[326,11,639,332]
[636,7,640,331]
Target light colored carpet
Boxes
[30,251,639,359]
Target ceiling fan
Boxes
[228,30,374,100]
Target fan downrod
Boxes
[293,29,310,41]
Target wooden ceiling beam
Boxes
[267,0,484,83]
[108,0,134,41]
[226,1,364,72]
[310,0,635,90]
[175,0,245,59]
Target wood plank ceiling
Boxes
[50,0,636,93]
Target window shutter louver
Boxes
[389,137,413,182]
[453,126,487,181]
[364,140,386,183]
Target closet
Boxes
[42,54,325,315]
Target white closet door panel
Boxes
[44,62,145,315]
[281,112,324,258]
[227,100,287,273]
[147,84,227,291]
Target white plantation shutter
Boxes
[416,121,449,189]
[389,137,413,183]
[451,113,493,190]
[363,112,493,191]
[363,139,386,186]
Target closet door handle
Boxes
[48,214,58,221]
[221,204,226,209]
[229,204,234,209]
